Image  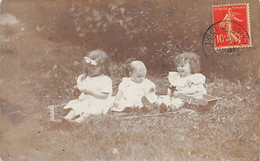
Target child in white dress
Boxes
[111,60,157,112]
[62,50,113,123]
[160,52,207,112]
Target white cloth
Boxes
[168,72,206,95]
[165,72,207,108]
[112,77,157,111]
[64,74,113,115]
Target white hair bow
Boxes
[84,56,97,66]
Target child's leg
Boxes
[64,110,77,120]
[74,113,90,123]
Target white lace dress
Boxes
[111,77,157,111]
[63,74,113,115]
[162,72,207,108]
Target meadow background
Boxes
[0,0,259,160]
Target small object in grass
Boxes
[141,96,153,110]
[178,93,220,111]
[46,105,55,121]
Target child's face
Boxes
[87,63,102,77]
[177,61,191,77]
[130,67,147,83]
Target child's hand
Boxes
[82,89,92,95]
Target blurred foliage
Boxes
[7,0,257,78]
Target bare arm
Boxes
[82,90,109,99]
[76,74,87,91]
[113,90,123,107]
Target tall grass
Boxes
[7,76,257,161]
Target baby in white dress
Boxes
[111,60,157,112]
[160,52,207,112]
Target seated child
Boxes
[110,60,157,112]
[50,50,113,124]
[160,52,207,112]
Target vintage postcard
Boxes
[0,0,259,160]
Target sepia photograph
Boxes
[0,0,259,160]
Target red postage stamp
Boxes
[212,4,251,49]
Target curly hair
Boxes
[175,52,201,73]
[84,49,111,76]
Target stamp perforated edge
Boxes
[211,3,252,50]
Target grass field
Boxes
[1,75,258,161]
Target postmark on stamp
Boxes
[202,3,251,57]
[212,3,251,49]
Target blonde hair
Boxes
[85,49,111,76]
[175,52,201,73]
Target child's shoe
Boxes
[159,103,168,113]
[141,106,149,113]
[141,96,153,110]
[159,103,173,113]
[122,107,136,113]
